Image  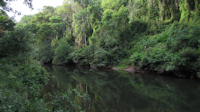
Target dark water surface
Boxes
[42,65,200,112]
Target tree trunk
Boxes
[84,33,87,46]
[86,17,91,31]
[86,84,87,93]
[175,0,179,10]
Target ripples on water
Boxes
[42,65,200,112]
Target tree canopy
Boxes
[12,0,199,77]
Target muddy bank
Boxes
[110,66,145,73]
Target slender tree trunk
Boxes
[86,84,87,93]
[86,17,91,31]
[84,33,87,46]
[175,0,179,10]
[159,0,163,21]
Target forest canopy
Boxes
[1,0,200,77]
[15,0,200,77]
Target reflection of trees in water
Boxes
[43,65,200,112]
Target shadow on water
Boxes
[42,65,200,112]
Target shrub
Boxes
[36,40,54,63]
[0,57,49,111]
[91,47,110,67]
[70,44,96,66]
[52,38,73,65]
[0,29,32,58]
[171,47,199,73]
[49,89,89,111]
[130,52,144,67]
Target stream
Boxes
[42,65,200,112]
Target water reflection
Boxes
[43,65,200,112]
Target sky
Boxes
[6,0,64,22]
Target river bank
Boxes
[47,61,197,79]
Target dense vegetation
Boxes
[0,0,88,111]
[0,0,200,111]
[16,0,200,77]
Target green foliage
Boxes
[179,0,200,25]
[130,52,144,67]
[166,24,200,52]
[129,20,148,35]
[0,54,88,111]
[0,57,88,111]
[0,27,46,94]
[49,89,89,111]
[52,38,73,65]
[101,0,128,10]
[0,12,15,31]
[16,15,33,26]
[70,42,127,67]
[90,46,110,67]
[36,41,54,63]
[130,22,200,76]
[70,44,96,66]
[156,33,169,43]
[37,23,56,41]
[171,47,199,73]
[0,1,89,111]
[0,28,32,58]
[16,0,200,77]
[0,55,48,111]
